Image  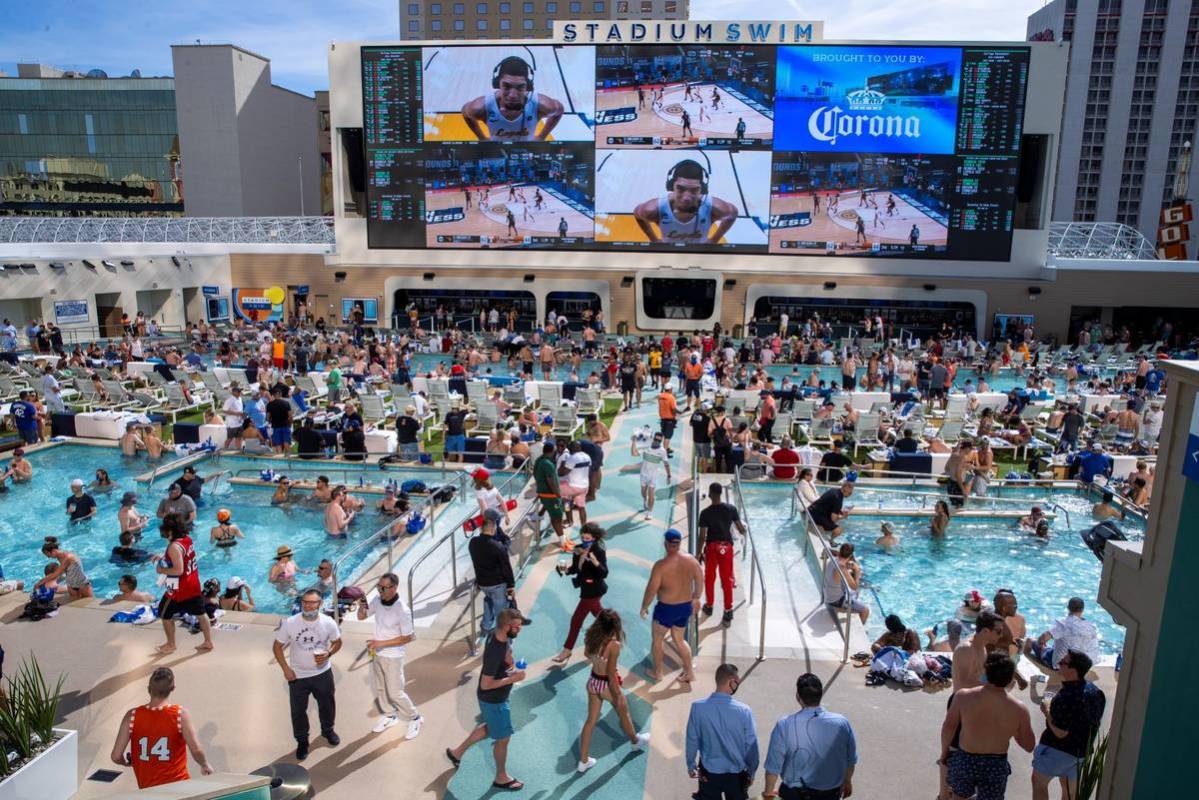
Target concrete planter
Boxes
[0,728,78,800]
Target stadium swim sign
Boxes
[554,20,824,44]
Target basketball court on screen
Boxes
[594,149,770,246]
[596,82,773,148]
[425,184,594,248]
[769,188,949,254]
[422,45,594,142]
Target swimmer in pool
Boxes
[875,521,900,551]
[271,478,295,507]
[268,545,304,594]
[210,508,244,549]
[1031,519,1051,539]
[931,499,951,537]
[89,468,118,494]
[1019,505,1045,530]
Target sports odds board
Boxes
[362,43,1029,260]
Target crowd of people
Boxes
[0,307,1162,799]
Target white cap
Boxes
[227,576,247,590]
[70,478,84,488]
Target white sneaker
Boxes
[405,716,423,740]
[577,757,597,773]
[372,715,399,734]
[644,511,653,521]
[633,732,650,750]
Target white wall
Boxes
[328,38,1068,280]
[0,256,232,332]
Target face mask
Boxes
[301,610,320,621]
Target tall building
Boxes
[0,70,182,217]
[398,0,688,40]
[316,90,334,215]
[171,44,320,217]
[1028,0,1199,254]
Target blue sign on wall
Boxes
[774,45,962,153]
[202,285,220,295]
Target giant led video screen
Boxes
[362,42,1029,259]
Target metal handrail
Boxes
[1048,502,1073,528]
[405,458,533,628]
[809,483,1053,508]
[686,454,701,653]
[790,484,855,664]
[144,449,213,495]
[465,496,548,654]
[731,467,768,662]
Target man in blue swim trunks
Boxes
[640,529,704,683]
[941,653,1035,800]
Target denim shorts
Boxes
[479,699,513,740]
[1032,743,1080,780]
[445,434,466,454]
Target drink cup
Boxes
[514,658,527,670]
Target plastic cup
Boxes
[514,658,527,670]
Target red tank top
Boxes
[168,537,201,601]
[130,704,190,789]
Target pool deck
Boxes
[0,591,1115,800]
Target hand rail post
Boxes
[468,587,478,656]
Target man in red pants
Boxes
[697,483,746,627]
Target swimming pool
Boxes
[0,445,486,615]
[738,483,1140,657]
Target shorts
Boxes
[641,471,663,489]
[1032,743,1080,780]
[399,441,420,461]
[539,495,565,520]
[685,379,701,398]
[1028,641,1055,668]
[226,426,244,441]
[828,592,867,614]
[947,750,1011,800]
[653,600,693,629]
[444,434,466,454]
[695,442,712,459]
[660,418,677,440]
[811,513,838,533]
[18,427,39,445]
[272,427,293,446]
[1134,375,1147,389]
[560,482,588,509]
[929,386,946,400]
[478,699,514,740]
[158,594,205,620]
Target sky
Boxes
[0,0,1048,95]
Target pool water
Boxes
[740,484,1140,657]
[0,445,481,614]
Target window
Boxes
[454,18,465,29]
[408,3,419,13]
[570,1,582,10]
[500,18,511,28]
[593,0,604,10]
[477,18,488,29]
[524,1,534,9]
[454,2,464,11]
[665,0,677,11]
[500,1,510,9]
[431,3,441,12]
[477,2,487,11]
[523,18,534,28]
[408,19,420,31]
[547,1,557,11]
[617,0,628,10]
[431,19,442,30]
[641,0,652,12]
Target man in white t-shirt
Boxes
[222,385,246,450]
[1025,596,1100,670]
[631,431,671,521]
[356,572,422,738]
[557,440,592,528]
[272,589,342,761]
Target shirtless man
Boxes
[324,486,355,537]
[8,448,32,482]
[1114,405,1142,448]
[993,590,1028,690]
[944,441,975,508]
[639,529,703,684]
[940,610,1006,800]
[1092,490,1125,521]
[941,653,1035,800]
[310,475,334,504]
[143,425,166,459]
[120,424,146,457]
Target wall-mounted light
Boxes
[523,274,535,283]
[171,256,182,267]
[82,260,98,271]
[335,271,348,283]
[422,272,435,281]
[923,283,936,292]
[1028,286,1042,302]
[620,276,634,288]
[120,260,135,268]
[49,262,67,271]
[823,281,837,291]
[723,279,737,290]
[101,260,117,271]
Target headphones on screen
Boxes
[666,159,709,194]
[492,56,534,91]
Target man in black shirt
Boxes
[469,510,522,633]
[577,434,604,502]
[1058,405,1085,453]
[807,481,854,539]
[66,478,98,522]
[894,428,920,454]
[266,386,294,454]
[396,404,422,462]
[818,440,854,482]
[295,418,326,459]
[341,420,367,461]
[443,402,468,463]
[1030,649,1105,798]
[446,607,526,791]
[690,403,713,472]
[697,483,746,625]
[171,466,208,504]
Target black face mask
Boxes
[379,592,397,606]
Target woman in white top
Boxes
[797,468,820,508]
[472,469,509,523]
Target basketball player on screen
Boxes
[632,159,738,245]
[461,56,564,142]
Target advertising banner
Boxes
[53,299,90,325]
[232,287,285,323]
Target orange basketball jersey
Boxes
[129,704,190,789]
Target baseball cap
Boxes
[483,508,503,524]
[663,528,683,542]
[471,467,490,482]
[70,478,84,488]
[227,576,247,590]
[12,448,24,457]
[964,589,983,604]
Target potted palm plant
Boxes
[1073,730,1110,800]
[0,656,76,800]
